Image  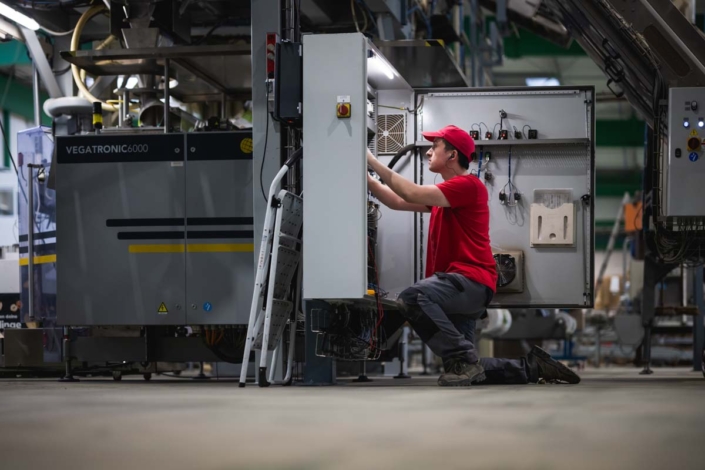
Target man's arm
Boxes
[366,150,450,207]
[368,174,429,212]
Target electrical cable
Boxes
[259,83,271,202]
[479,122,489,136]
[351,0,363,32]
[53,64,71,76]
[357,0,376,34]
[194,18,233,45]
[477,149,483,179]
[501,146,519,207]
[70,4,119,112]
[522,125,531,139]
[387,143,417,170]
[39,25,75,36]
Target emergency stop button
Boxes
[336,95,351,119]
[687,137,701,151]
[337,103,350,118]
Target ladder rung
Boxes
[279,233,302,244]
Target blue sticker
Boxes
[689,152,699,162]
[203,302,213,312]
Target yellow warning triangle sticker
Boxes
[690,129,699,137]
[158,302,168,314]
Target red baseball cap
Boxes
[422,125,475,159]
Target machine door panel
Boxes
[56,134,187,325]
[185,132,254,325]
[416,88,595,308]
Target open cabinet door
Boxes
[413,87,595,308]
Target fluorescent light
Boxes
[525,77,560,87]
[0,2,39,31]
[369,55,394,80]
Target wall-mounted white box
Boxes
[530,203,576,246]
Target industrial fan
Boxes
[493,251,524,293]
[377,114,406,154]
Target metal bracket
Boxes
[20,28,63,99]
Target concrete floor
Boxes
[0,368,703,470]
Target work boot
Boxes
[527,345,581,384]
[438,358,486,387]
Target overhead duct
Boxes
[486,0,705,126]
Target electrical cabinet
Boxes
[302,33,412,300]
[666,87,705,217]
[303,33,595,308]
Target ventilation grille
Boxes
[377,114,406,154]
[367,95,376,154]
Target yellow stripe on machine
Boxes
[128,243,254,254]
[17,244,254,263]
[19,255,57,266]
[128,244,184,254]
[187,244,254,253]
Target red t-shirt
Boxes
[426,174,497,292]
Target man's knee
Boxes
[397,287,423,321]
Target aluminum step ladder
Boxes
[240,150,303,387]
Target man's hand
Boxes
[367,172,430,213]
[366,148,376,167]
[366,148,450,208]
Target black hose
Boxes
[285,147,303,167]
[387,143,419,170]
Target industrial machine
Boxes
[0,0,702,383]
[3,1,268,380]
[285,32,595,385]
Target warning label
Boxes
[158,302,168,314]
[240,137,253,154]
[690,129,699,137]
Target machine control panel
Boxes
[666,87,705,216]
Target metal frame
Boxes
[693,266,704,373]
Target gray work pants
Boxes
[386,273,529,384]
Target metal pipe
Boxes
[118,96,124,127]
[122,90,129,127]
[693,266,704,372]
[163,59,170,133]
[453,3,461,66]
[221,93,227,121]
[470,0,478,86]
[26,164,39,321]
[289,0,295,41]
[458,0,465,69]
[32,63,41,127]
